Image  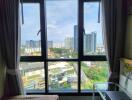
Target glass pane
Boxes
[46,0,78,59]
[81,61,109,91]
[19,62,45,90]
[83,2,105,55]
[21,4,41,56]
[48,62,78,92]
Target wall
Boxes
[0,49,6,98]
[124,15,132,59]
[119,0,132,99]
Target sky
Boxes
[21,0,103,46]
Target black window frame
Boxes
[20,0,107,95]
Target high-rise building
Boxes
[48,41,53,49]
[91,32,96,52]
[25,40,41,54]
[34,40,41,48]
[64,37,74,49]
[26,40,41,48]
[26,40,35,48]
[74,25,78,52]
[84,34,92,53]
[53,42,64,48]
[84,32,96,53]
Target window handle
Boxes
[37,26,45,36]
[83,28,86,35]
[37,29,41,36]
[98,1,101,23]
[21,0,24,24]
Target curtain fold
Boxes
[0,47,6,99]
[102,0,127,83]
[0,0,23,97]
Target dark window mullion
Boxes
[20,56,43,62]
[78,0,84,93]
[82,55,107,61]
[40,0,48,93]
[79,1,84,59]
[84,0,101,2]
[47,59,78,62]
[40,1,46,58]
[22,0,41,3]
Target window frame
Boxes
[20,0,107,95]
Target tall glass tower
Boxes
[74,25,78,52]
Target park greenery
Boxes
[21,47,109,90]
[81,62,109,89]
[49,48,77,58]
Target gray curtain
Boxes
[102,0,127,83]
[0,0,23,97]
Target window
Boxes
[48,62,78,92]
[83,2,105,55]
[21,3,41,56]
[20,0,108,94]
[20,62,45,90]
[81,61,109,91]
[46,0,78,59]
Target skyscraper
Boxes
[74,25,78,52]
[26,40,41,48]
[84,32,96,53]
[64,37,74,49]
[53,42,64,48]
[84,33,92,53]
[26,40,35,48]
[91,32,96,52]
[48,41,53,49]
[34,40,41,48]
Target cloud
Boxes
[21,4,41,44]
[22,1,103,45]
[46,0,77,42]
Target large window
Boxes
[83,2,105,55]
[48,62,78,92]
[46,0,78,59]
[21,3,41,56]
[81,61,109,91]
[20,0,108,94]
[20,62,45,90]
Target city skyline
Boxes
[21,29,105,57]
[21,1,104,46]
[23,30,100,50]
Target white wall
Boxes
[124,15,132,59]
[119,10,132,99]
